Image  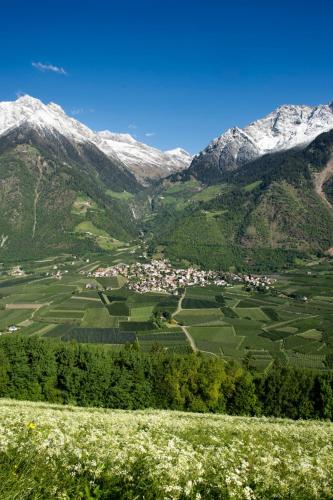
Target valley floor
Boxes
[0,253,333,370]
[0,399,333,499]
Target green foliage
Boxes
[1,336,333,420]
[107,302,130,316]
[62,328,136,344]
[221,306,238,318]
[182,298,219,309]
[119,321,156,331]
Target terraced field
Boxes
[0,255,333,369]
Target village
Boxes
[88,259,275,294]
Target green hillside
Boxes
[2,126,333,273]
[0,134,140,260]
[1,399,333,499]
[148,130,333,271]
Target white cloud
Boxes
[70,107,95,116]
[144,132,156,137]
[128,123,138,130]
[32,62,67,75]
[71,107,84,115]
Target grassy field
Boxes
[189,325,244,355]
[74,221,124,250]
[0,256,333,370]
[106,189,135,201]
[1,399,333,499]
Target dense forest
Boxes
[1,336,333,420]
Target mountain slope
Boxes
[0,124,140,260]
[0,121,139,192]
[186,102,333,183]
[148,130,333,271]
[95,131,191,183]
[0,95,191,183]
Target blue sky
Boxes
[1,0,333,153]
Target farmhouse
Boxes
[85,283,98,289]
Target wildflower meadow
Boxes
[0,399,333,499]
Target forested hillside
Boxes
[0,125,140,260]
[148,130,333,271]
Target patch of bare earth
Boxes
[5,304,45,310]
[314,157,333,208]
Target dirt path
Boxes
[172,292,185,318]
[314,157,333,208]
[181,325,198,352]
[71,296,100,302]
[0,235,8,248]
[5,303,45,310]
[32,324,57,337]
[171,292,198,352]
[263,314,318,331]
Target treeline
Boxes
[1,336,333,420]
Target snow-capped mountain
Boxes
[0,95,191,183]
[95,131,191,183]
[189,102,333,178]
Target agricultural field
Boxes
[74,221,124,250]
[1,399,333,499]
[174,261,333,370]
[0,254,189,352]
[0,255,333,370]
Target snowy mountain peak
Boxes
[0,95,191,183]
[97,131,137,144]
[165,147,190,156]
[48,102,66,114]
[190,101,333,176]
[16,94,44,108]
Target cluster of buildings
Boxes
[125,260,221,294]
[234,273,275,291]
[45,265,70,280]
[9,266,25,277]
[88,259,276,294]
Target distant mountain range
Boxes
[0,95,191,184]
[2,95,333,185]
[1,95,333,269]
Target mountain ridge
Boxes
[0,95,192,183]
[186,101,333,183]
[2,95,333,269]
